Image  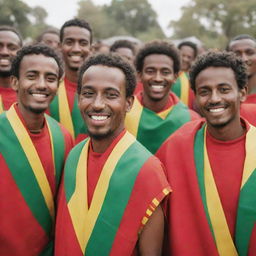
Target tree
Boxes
[169,0,256,49]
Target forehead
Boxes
[116,47,133,57]
[62,26,91,42]
[143,54,174,69]
[0,30,21,45]
[229,39,256,51]
[42,33,59,42]
[19,54,59,74]
[195,66,237,87]
[180,45,195,56]
[82,65,126,90]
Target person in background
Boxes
[35,28,60,51]
[0,44,73,255]
[0,25,22,113]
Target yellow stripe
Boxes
[68,131,135,253]
[156,106,173,119]
[6,105,54,218]
[241,125,256,187]
[58,81,75,139]
[204,127,238,255]
[179,72,189,105]
[0,95,4,114]
[146,209,152,216]
[142,217,148,225]
[125,97,143,136]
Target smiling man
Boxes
[55,53,171,256]
[157,51,256,255]
[0,44,73,255]
[0,26,22,112]
[49,18,92,139]
[125,40,199,154]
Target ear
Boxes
[11,76,19,92]
[239,85,247,103]
[125,95,134,113]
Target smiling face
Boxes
[61,26,91,72]
[12,54,59,115]
[78,65,133,145]
[139,54,177,104]
[179,45,195,72]
[0,30,21,77]
[41,32,60,50]
[195,66,246,132]
[228,39,256,79]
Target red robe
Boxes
[156,120,256,255]
[0,104,73,256]
[0,86,17,112]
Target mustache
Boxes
[206,103,227,109]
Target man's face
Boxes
[61,26,91,72]
[139,54,177,103]
[0,30,21,76]
[179,45,195,72]
[115,47,134,65]
[229,39,256,79]
[195,66,246,131]
[12,54,59,115]
[41,33,60,50]
[78,65,133,142]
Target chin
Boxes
[88,129,114,141]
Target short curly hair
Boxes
[178,41,198,58]
[135,40,180,74]
[0,25,23,46]
[11,44,64,79]
[226,34,256,51]
[110,40,136,55]
[60,18,93,44]
[78,53,136,97]
[189,50,247,92]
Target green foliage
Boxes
[170,0,256,49]
[77,0,165,41]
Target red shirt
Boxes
[0,87,17,110]
[64,77,77,112]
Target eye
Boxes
[27,73,36,80]
[46,76,57,82]
[106,91,119,99]
[219,87,230,93]
[145,69,155,75]
[82,91,94,97]
[80,40,89,47]
[8,44,19,51]
[162,70,172,76]
[197,89,209,96]
[64,40,73,46]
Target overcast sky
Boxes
[23,0,190,36]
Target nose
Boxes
[36,76,46,90]
[209,90,221,103]
[71,42,81,53]
[0,45,10,56]
[92,94,105,110]
[153,71,163,82]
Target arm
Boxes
[138,205,164,256]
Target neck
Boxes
[207,121,245,141]
[0,76,12,88]
[65,68,78,83]
[18,104,45,133]
[248,74,256,94]
[142,93,169,112]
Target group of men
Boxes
[0,16,256,256]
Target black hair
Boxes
[178,41,198,58]
[189,50,247,92]
[36,28,60,43]
[135,40,180,74]
[78,53,136,97]
[60,18,93,44]
[11,44,64,79]
[0,25,23,46]
[226,34,256,51]
[110,40,136,55]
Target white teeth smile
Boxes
[0,59,10,65]
[209,108,224,113]
[151,85,164,89]
[32,93,47,98]
[70,56,81,61]
[91,115,108,121]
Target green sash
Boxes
[65,131,152,255]
[0,105,65,236]
[125,97,191,154]
[194,124,256,255]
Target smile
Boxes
[209,108,225,113]
[31,93,48,98]
[151,85,164,89]
[90,115,109,121]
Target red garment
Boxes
[244,93,256,104]
[0,105,73,256]
[64,77,77,112]
[134,81,143,95]
[0,86,17,111]
[156,120,256,255]
[241,103,256,126]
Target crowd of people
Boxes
[0,16,256,256]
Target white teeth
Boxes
[209,108,224,113]
[32,93,47,98]
[0,59,10,65]
[70,56,81,61]
[151,85,164,89]
[91,115,108,121]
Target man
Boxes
[125,40,199,154]
[157,51,256,255]
[0,44,73,255]
[49,18,92,139]
[55,54,171,255]
[0,26,22,113]
[171,41,198,108]
[35,28,60,51]
[227,34,256,104]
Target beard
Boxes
[0,70,11,77]
[87,128,114,141]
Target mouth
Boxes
[68,55,83,63]
[88,113,110,122]
[30,92,50,101]
[0,58,11,67]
